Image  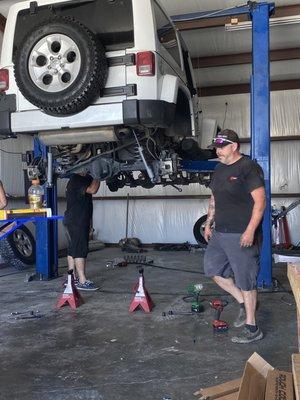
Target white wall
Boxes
[200,90,300,138]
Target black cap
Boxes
[208,129,240,148]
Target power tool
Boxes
[186,283,204,313]
[210,299,229,332]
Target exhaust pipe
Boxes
[38,127,117,146]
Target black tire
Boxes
[272,248,300,256]
[14,16,107,116]
[0,226,36,270]
[193,214,208,247]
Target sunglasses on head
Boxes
[213,137,235,145]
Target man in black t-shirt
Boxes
[64,173,100,291]
[204,130,266,344]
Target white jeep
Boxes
[0,0,214,191]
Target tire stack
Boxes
[0,226,36,270]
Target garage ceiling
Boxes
[1,0,300,95]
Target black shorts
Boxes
[204,230,260,291]
[65,223,90,259]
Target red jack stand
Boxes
[56,270,84,310]
[129,268,154,313]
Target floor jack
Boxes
[129,268,154,313]
[210,300,229,332]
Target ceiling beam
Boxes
[192,48,300,69]
[0,14,6,32]
[198,79,300,97]
[175,4,300,31]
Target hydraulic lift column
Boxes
[250,3,274,288]
[33,137,59,279]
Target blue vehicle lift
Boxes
[25,2,274,285]
[174,2,275,288]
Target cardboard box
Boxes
[194,378,241,399]
[292,354,300,400]
[194,353,275,400]
[265,370,295,400]
[237,353,274,400]
[217,394,238,400]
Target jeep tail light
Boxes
[136,51,155,76]
[0,69,9,92]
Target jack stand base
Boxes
[129,267,154,313]
[129,289,154,313]
[257,278,279,293]
[25,272,59,282]
[56,270,84,310]
[25,273,46,282]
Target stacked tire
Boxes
[193,215,208,247]
[0,226,36,270]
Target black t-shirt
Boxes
[64,174,94,226]
[209,156,265,233]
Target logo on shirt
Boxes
[229,176,238,181]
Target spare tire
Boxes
[193,214,208,247]
[14,16,107,116]
[0,225,36,270]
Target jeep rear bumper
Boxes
[8,99,175,134]
[11,102,124,133]
[0,94,16,136]
[123,99,176,127]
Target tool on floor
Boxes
[162,310,195,316]
[106,255,154,268]
[129,267,154,313]
[56,269,84,310]
[106,257,128,268]
[124,254,153,264]
[210,299,229,332]
[11,310,42,319]
[11,310,39,316]
[183,283,204,313]
[16,311,43,320]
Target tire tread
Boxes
[14,16,107,116]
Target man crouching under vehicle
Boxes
[203,129,266,344]
[64,171,100,291]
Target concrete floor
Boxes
[0,248,297,400]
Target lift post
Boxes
[173,2,275,288]
[250,3,273,287]
[33,137,59,280]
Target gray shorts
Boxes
[204,230,260,291]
